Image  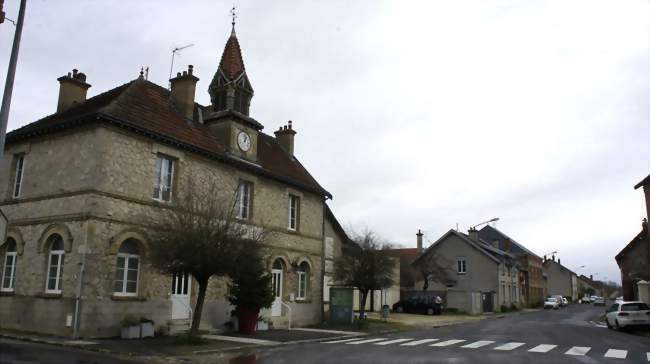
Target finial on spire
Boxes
[139,67,144,79]
[230,5,238,36]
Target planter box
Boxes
[140,322,154,338]
[121,325,140,339]
[256,320,269,331]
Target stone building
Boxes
[478,226,546,307]
[0,26,336,338]
[412,229,521,314]
[615,174,650,302]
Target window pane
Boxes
[126,281,137,293]
[48,277,57,290]
[115,268,125,282]
[114,279,124,293]
[182,273,189,295]
[153,156,162,198]
[50,254,59,267]
[60,254,65,269]
[127,268,138,282]
[3,276,11,289]
[127,257,139,270]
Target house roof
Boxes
[615,226,648,267]
[325,204,355,248]
[218,30,246,81]
[634,173,650,190]
[542,258,577,277]
[478,225,541,259]
[413,229,514,266]
[5,77,331,198]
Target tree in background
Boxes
[148,179,270,337]
[333,230,396,321]
[413,250,455,291]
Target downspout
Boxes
[72,220,88,339]
[320,196,329,323]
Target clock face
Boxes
[237,131,251,152]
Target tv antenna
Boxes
[168,43,195,88]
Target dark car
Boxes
[392,297,443,315]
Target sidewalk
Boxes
[365,312,486,328]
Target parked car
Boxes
[579,296,591,304]
[605,301,650,330]
[392,297,443,315]
[590,295,598,302]
[544,297,560,310]
[562,297,569,306]
[594,297,606,306]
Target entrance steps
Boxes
[167,319,190,335]
[270,316,290,329]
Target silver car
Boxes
[605,301,650,330]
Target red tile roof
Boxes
[6,78,330,198]
[218,32,246,80]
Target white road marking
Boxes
[401,339,439,346]
[493,342,525,351]
[565,346,591,356]
[461,340,495,349]
[346,338,388,345]
[374,338,413,346]
[430,339,466,347]
[604,349,627,359]
[322,338,366,344]
[528,344,557,353]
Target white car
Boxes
[605,301,650,330]
[544,297,560,310]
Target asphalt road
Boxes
[0,338,147,364]
[252,304,650,364]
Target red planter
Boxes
[238,307,260,335]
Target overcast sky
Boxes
[1,0,648,283]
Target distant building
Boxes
[543,256,578,301]
[577,274,603,297]
[615,174,650,302]
[478,226,546,307]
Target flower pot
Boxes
[121,325,140,339]
[256,320,269,331]
[238,307,260,334]
[140,322,154,338]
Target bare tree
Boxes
[148,179,270,337]
[333,230,396,320]
[413,250,455,291]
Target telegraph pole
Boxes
[0,0,27,158]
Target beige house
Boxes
[542,256,578,301]
[412,229,521,314]
[0,27,336,337]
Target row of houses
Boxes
[382,225,605,314]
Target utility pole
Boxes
[0,0,27,158]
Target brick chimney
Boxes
[590,275,593,281]
[170,65,199,119]
[274,121,296,156]
[416,229,423,252]
[57,69,91,112]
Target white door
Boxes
[271,268,283,316]
[171,272,192,320]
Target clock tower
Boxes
[205,22,262,162]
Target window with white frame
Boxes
[296,262,308,300]
[153,154,174,202]
[12,154,25,198]
[1,238,17,292]
[456,258,467,274]
[288,194,300,230]
[45,235,65,294]
[114,239,140,296]
[237,180,252,219]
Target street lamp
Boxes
[470,217,499,230]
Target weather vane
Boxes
[230,5,238,28]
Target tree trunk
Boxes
[359,289,368,319]
[189,278,208,337]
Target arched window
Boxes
[114,239,140,296]
[45,234,65,293]
[1,238,17,292]
[296,262,309,300]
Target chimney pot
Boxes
[170,66,200,119]
[468,228,479,243]
[416,229,423,253]
[274,121,297,156]
[56,69,91,112]
[590,275,593,280]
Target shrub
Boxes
[120,315,140,328]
